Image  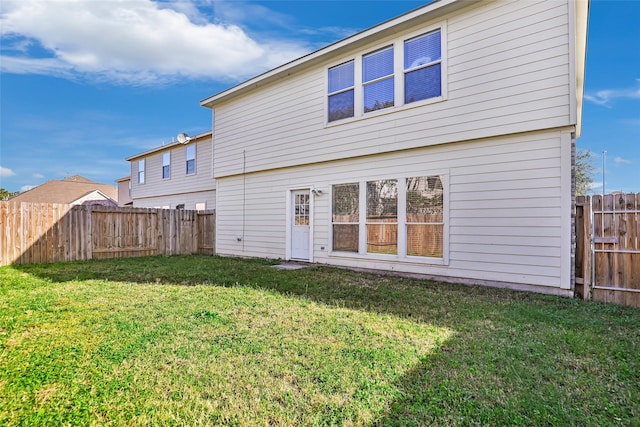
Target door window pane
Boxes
[295,193,309,226]
[138,159,145,184]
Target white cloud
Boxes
[614,157,632,164]
[0,0,310,84]
[589,182,603,190]
[32,173,44,179]
[0,166,16,177]
[20,185,36,192]
[584,79,640,107]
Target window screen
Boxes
[404,30,442,104]
[363,46,394,113]
[366,179,398,254]
[332,183,359,252]
[406,176,444,257]
[138,159,145,184]
[186,145,195,175]
[162,152,170,179]
[328,61,355,122]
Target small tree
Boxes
[0,188,19,200]
[575,148,595,196]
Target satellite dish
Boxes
[177,133,190,144]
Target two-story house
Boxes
[126,130,215,210]
[201,0,588,296]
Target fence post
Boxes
[582,196,592,300]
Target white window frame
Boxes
[138,159,145,184]
[329,173,449,266]
[325,21,447,125]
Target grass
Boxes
[0,255,639,426]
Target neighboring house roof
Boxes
[9,175,118,205]
[125,130,212,161]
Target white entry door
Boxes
[291,190,310,260]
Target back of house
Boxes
[201,0,589,295]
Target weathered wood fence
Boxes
[575,193,640,307]
[0,202,215,266]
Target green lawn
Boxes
[1,256,638,426]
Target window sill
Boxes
[329,250,448,266]
[325,95,445,128]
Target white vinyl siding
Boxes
[130,137,214,209]
[215,129,570,290]
[212,0,571,179]
[133,191,215,211]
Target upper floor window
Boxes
[363,46,394,113]
[162,152,170,179]
[327,60,354,122]
[404,29,441,104]
[327,27,443,123]
[186,145,196,175]
[138,159,145,184]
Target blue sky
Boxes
[1,0,638,194]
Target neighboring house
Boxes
[201,0,589,296]
[126,130,214,210]
[115,176,133,206]
[9,175,118,206]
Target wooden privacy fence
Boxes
[576,193,640,307]
[0,202,215,266]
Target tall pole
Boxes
[602,150,606,197]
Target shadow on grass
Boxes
[10,255,640,425]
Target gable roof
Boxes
[9,175,118,205]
